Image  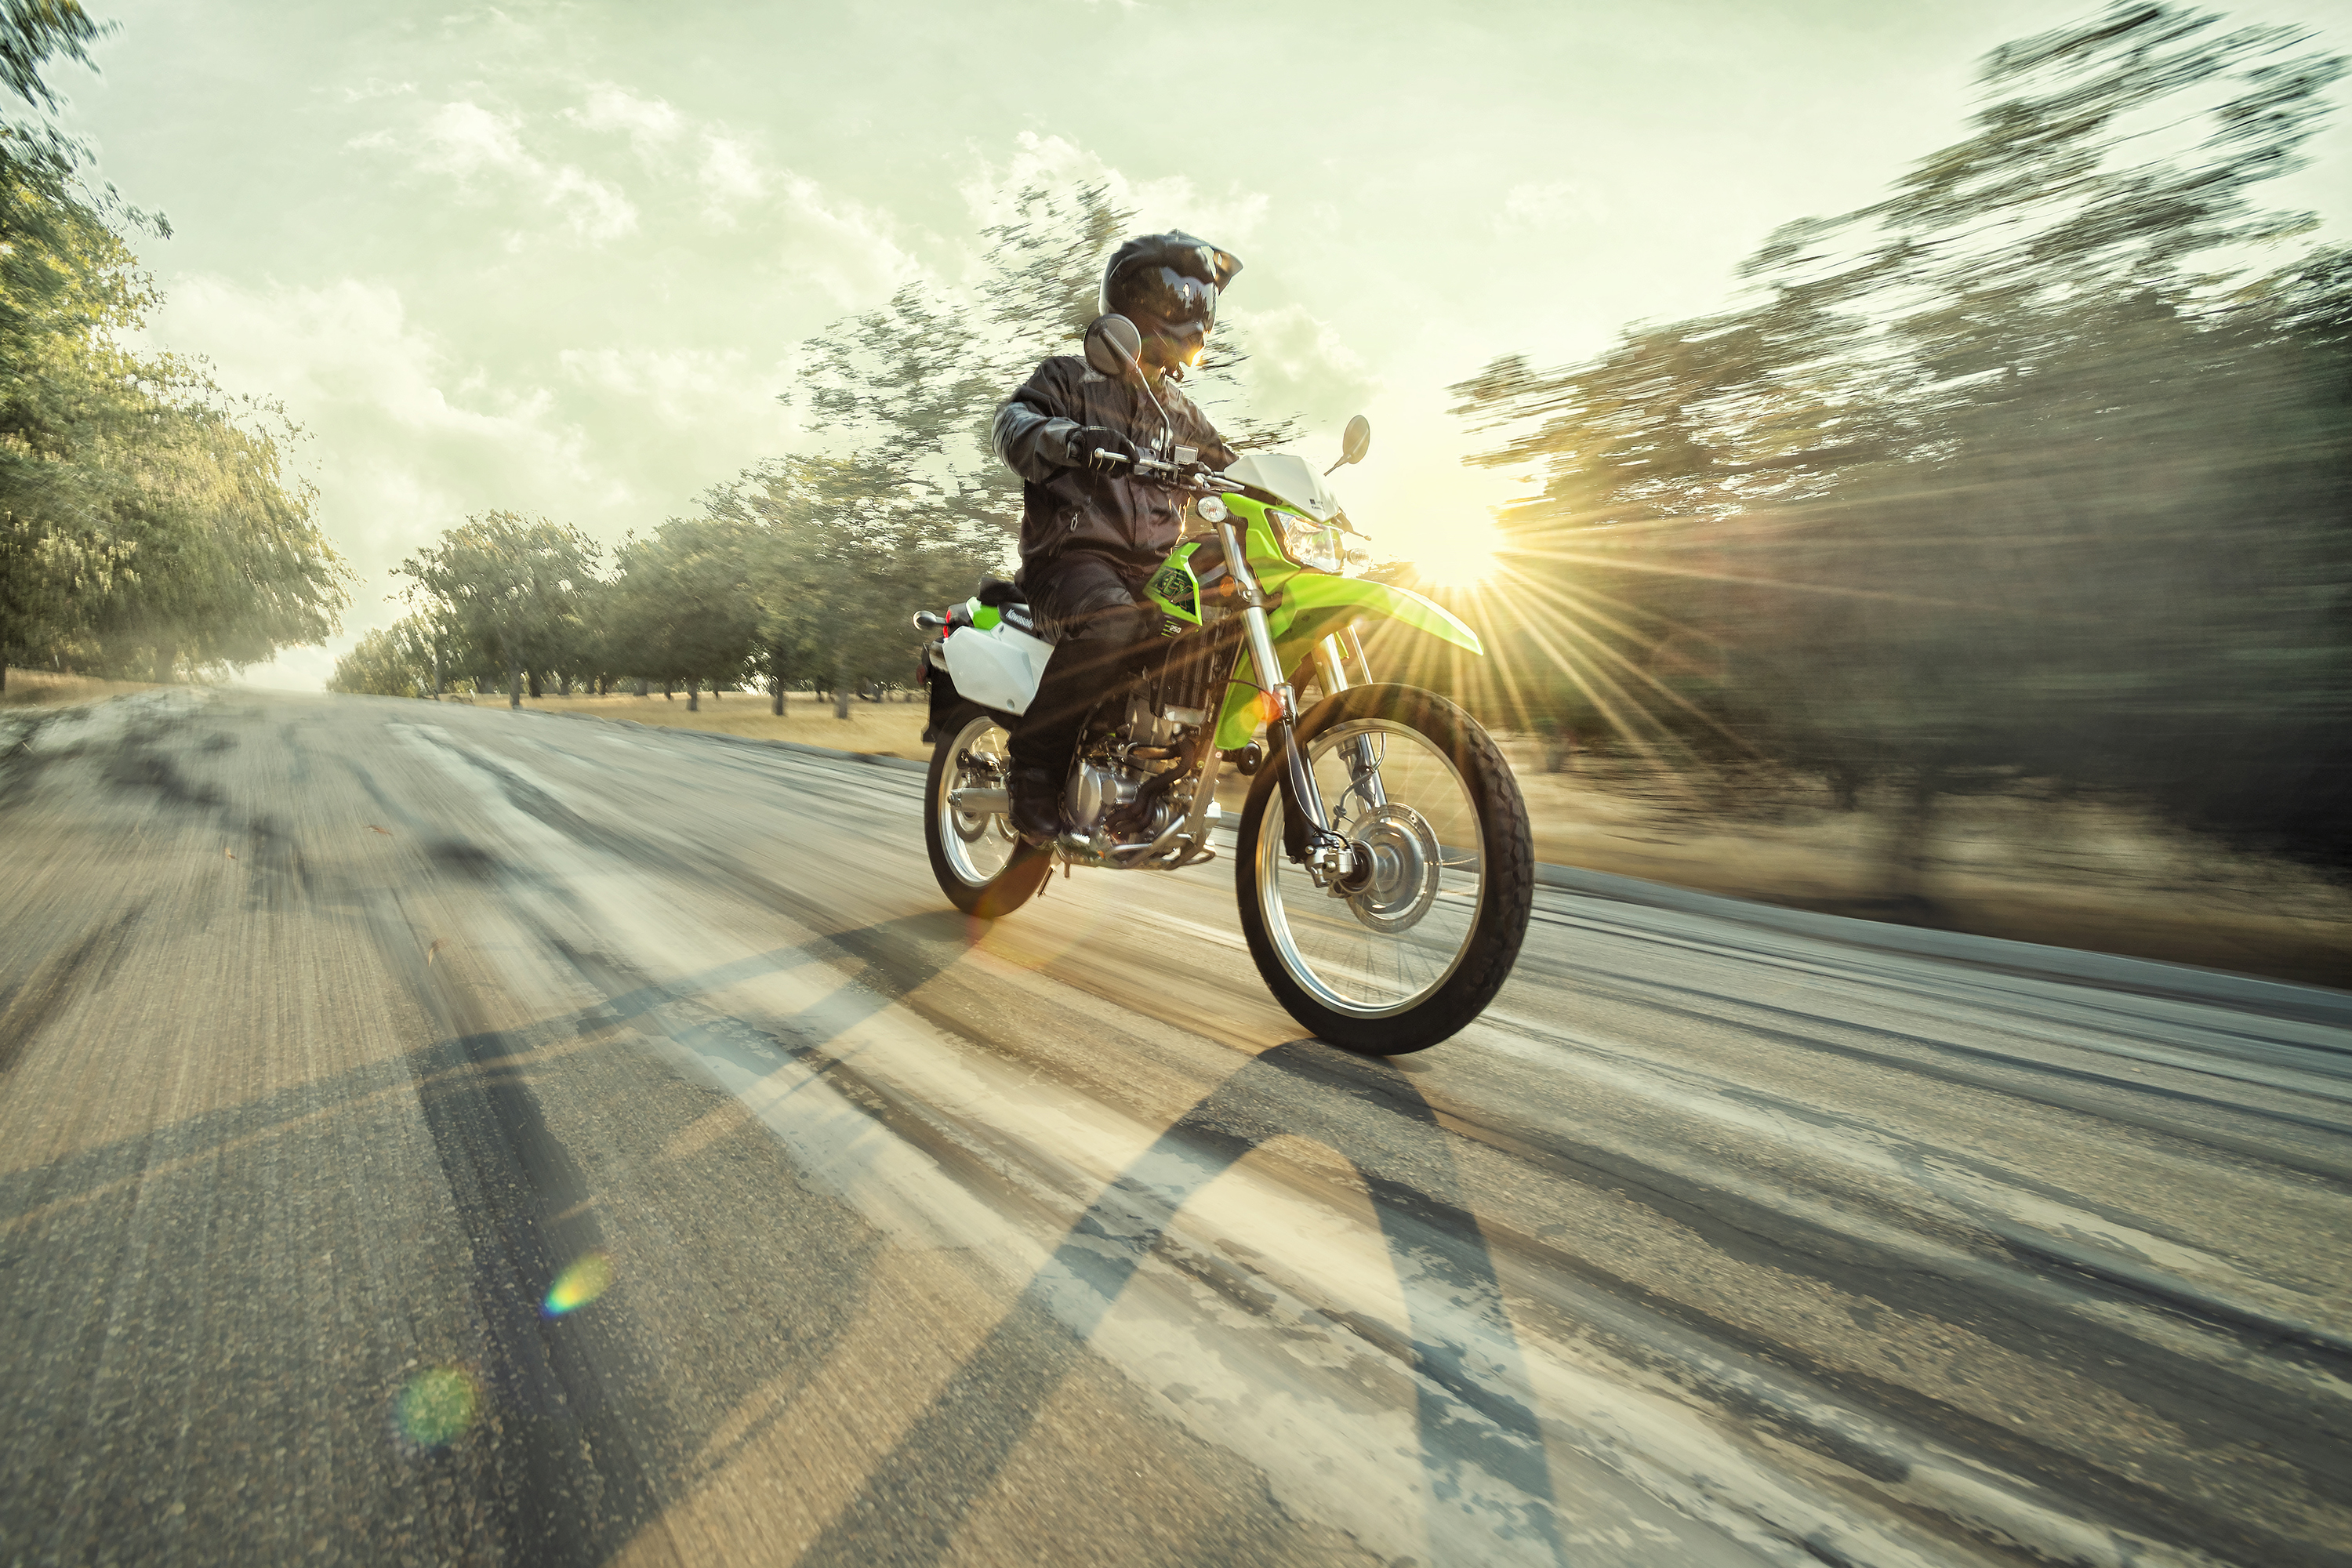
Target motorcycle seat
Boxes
[976,575,1028,608]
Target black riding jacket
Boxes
[992,356,1234,580]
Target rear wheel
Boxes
[926,702,1052,917]
[1236,684,1533,1054]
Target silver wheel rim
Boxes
[938,712,1016,887]
[1255,719,1485,1019]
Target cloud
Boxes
[961,132,1270,252]
[145,276,623,684]
[698,136,767,220]
[377,100,639,242]
[571,83,686,156]
[766,171,924,307]
[1225,303,1381,433]
[557,345,777,430]
[336,78,416,104]
[1498,180,1610,234]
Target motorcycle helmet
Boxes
[1098,231,1241,375]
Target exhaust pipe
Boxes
[947,786,1007,814]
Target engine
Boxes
[1062,624,1231,842]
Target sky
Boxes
[55,0,2352,688]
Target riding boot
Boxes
[1007,765,1065,846]
[1008,633,1124,843]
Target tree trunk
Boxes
[770,641,786,715]
[663,682,673,700]
[687,678,700,713]
[527,669,543,699]
[509,658,521,710]
[1883,764,1944,902]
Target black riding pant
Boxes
[1011,550,1160,779]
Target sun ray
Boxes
[1512,616,1708,802]
[1501,572,1761,756]
[1496,543,1999,612]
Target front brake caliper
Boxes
[1303,836,1358,890]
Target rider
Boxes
[991,230,1240,844]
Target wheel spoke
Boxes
[936,713,1015,887]
[1253,717,1484,1019]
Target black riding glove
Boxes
[1062,425,1140,473]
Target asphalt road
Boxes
[3,688,2349,1568]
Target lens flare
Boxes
[392,1367,479,1450]
[1410,517,1504,588]
[543,1250,613,1316]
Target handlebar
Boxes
[1094,450,1239,492]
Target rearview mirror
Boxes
[1341,415,1371,465]
[1325,414,1372,475]
[1083,314,1144,379]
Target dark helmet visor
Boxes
[1113,264,1218,332]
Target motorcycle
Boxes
[912,314,1532,1054]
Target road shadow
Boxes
[793,1034,1572,1568]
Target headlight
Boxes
[1194,494,1229,525]
[1271,510,1343,574]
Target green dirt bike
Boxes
[913,314,1532,1054]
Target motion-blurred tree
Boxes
[1,0,344,686]
[607,515,760,709]
[396,514,600,708]
[704,452,993,711]
[328,615,440,699]
[1453,2,2352,878]
[792,179,1304,554]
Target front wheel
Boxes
[926,701,1053,918]
[1236,684,1534,1054]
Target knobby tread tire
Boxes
[925,702,1052,918]
[1236,684,1535,1054]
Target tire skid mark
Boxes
[0,905,146,1076]
[360,883,660,1563]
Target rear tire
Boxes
[926,701,1052,917]
[1236,684,1533,1054]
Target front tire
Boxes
[1236,684,1533,1054]
[926,702,1052,917]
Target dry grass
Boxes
[437,688,934,757]
[1493,736,2352,989]
[1,668,160,708]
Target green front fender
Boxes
[1212,575,1485,750]
[1277,575,1483,658]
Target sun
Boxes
[1410,517,1504,587]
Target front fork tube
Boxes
[1239,605,1338,847]
[1220,520,1347,877]
[1312,632,1387,811]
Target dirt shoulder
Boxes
[426,692,2352,993]
[2,669,159,709]
[1498,740,2352,993]
[437,689,933,756]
